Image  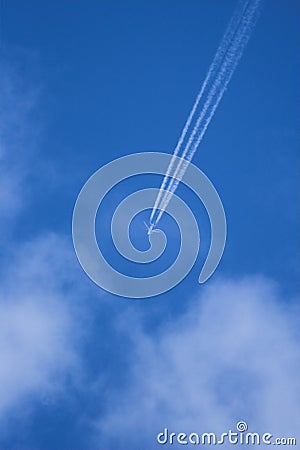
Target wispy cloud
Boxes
[0,56,41,224]
[96,277,300,449]
[0,233,85,432]
[0,56,86,435]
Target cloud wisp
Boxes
[0,56,87,437]
[0,56,41,227]
[0,233,86,431]
[96,277,300,449]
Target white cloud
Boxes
[96,277,300,449]
[0,55,40,225]
[0,233,84,428]
[0,56,89,433]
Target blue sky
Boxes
[0,0,299,449]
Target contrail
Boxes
[150,0,261,226]
[150,0,251,223]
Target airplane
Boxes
[143,221,159,236]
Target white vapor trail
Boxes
[150,0,261,226]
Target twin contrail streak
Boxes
[150,0,261,226]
